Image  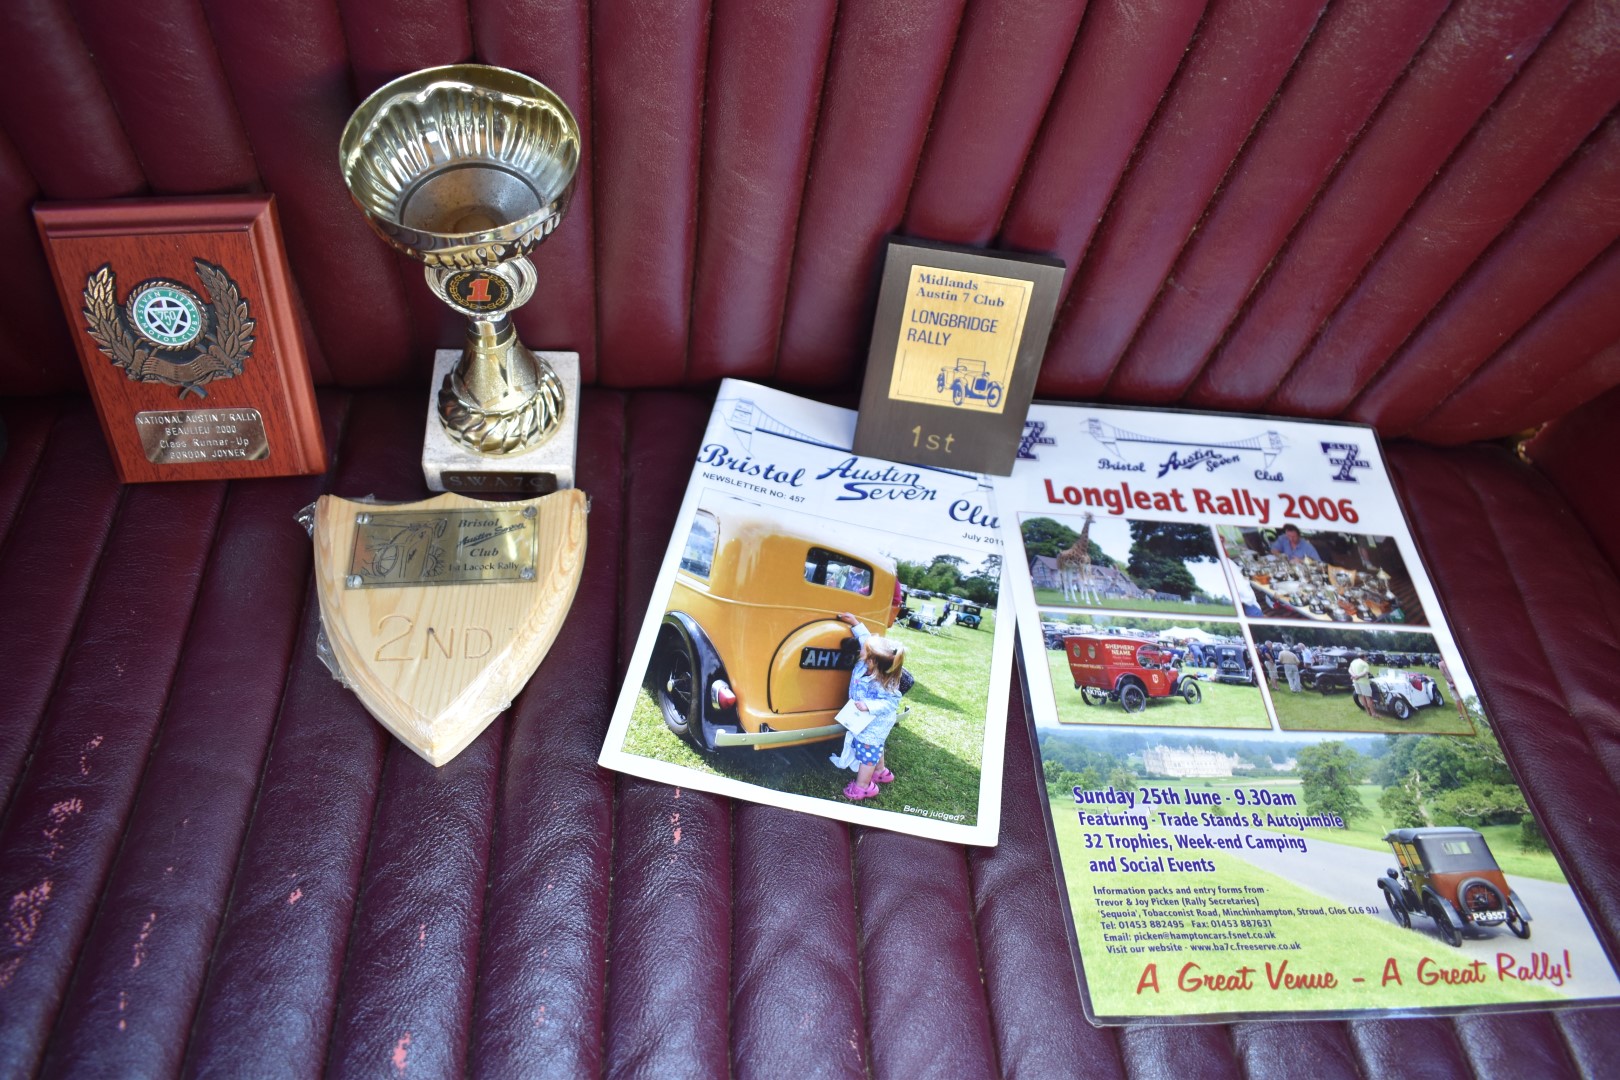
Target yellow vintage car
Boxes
[651,503,899,751]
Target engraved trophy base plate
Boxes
[422,349,580,495]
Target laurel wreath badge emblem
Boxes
[81,259,256,399]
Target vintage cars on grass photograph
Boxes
[1261,625,1475,737]
[1379,827,1533,946]
[1038,613,1269,730]
[1023,514,1235,615]
[621,497,1000,824]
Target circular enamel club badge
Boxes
[126,280,207,349]
[444,270,513,314]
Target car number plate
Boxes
[800,646,856,671]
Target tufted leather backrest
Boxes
[1,0,1616,444]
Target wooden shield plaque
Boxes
[35,195,325,482]
[312,490,587,766]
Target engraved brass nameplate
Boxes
[346,506,539,588]
[439,470,559,496]
[135,407,270,464]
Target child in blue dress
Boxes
[835,611,906,801]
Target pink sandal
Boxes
[843,780,880,800]
[873,767,895,784]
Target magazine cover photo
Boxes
[600,379,1014,845]
[1250,625,1474,736]
[621,494,1001,830]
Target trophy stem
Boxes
[438,316,566,455]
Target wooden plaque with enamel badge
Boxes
[852,238,1063,475]
[311,489,587,766]
[35,195,325,483]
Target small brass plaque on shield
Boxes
[347,506,539,588]
[135,407,270,464]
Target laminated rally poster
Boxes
[601,380,1013,845]
[997,403,1620,1023]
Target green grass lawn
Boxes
[1174,780,1570,884]
[1049,797,1562,1018]
[1033,587,1236,616]
[1269,665,1475,736]
[1042,655,1270,729]
[621,612,997,824]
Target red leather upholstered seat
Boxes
[2,2,1619,1076]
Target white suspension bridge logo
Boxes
[1087,418,1286,480]
[721,397,835,452]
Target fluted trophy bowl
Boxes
[341,65,580,455]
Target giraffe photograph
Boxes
[1021,513,1235,616]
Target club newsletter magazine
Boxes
[996,402,1620,1024]
[600,380,1014,846]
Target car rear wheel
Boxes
[1381,883,1410,929]
[1181,680,1202,704]
[1120,684,1147,713]
[987,383,1003,408]
[653,634,702,745]
[1426,897,1461,947]
[1390,696,1413,720]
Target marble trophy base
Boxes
[422,348,580,495]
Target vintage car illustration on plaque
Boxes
[935,358,1004,409]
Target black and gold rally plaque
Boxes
[853,238,1063,475]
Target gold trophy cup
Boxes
[341,65,581,493]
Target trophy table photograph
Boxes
[340,64,582,495]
